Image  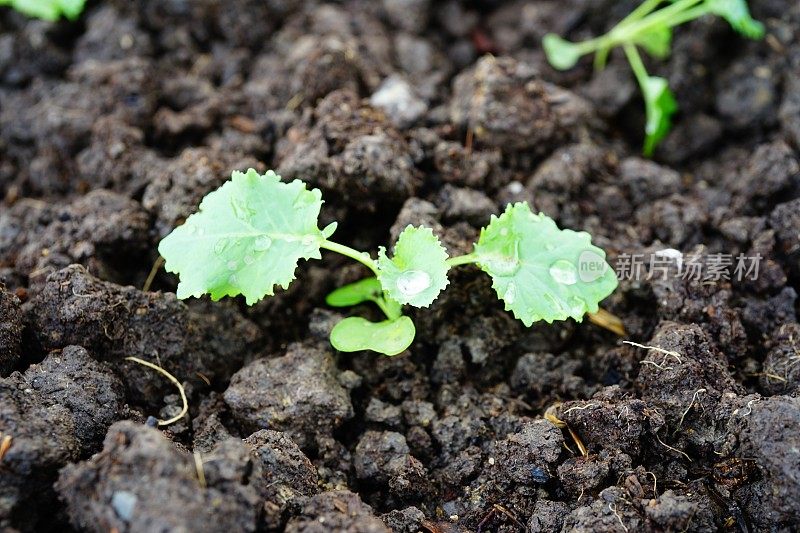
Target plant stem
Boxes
[371,296,401,320]
[574,0,705,57]
[320,240,379,276]
[659,4,711,29]
[609,0,704,43]
[446,253,479,267]
[623,43,649,87]
[619,0,665,25]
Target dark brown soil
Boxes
[1,1,799,532]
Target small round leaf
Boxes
[329,316,416,356]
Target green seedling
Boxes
[0,0,85,20]
[543,0,764,156]
[159,169,618,355]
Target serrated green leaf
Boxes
[330,316,415,356]
[641,75,678,157]
[377,225,450,308]
[707,0,765,39]
[158,169,329,305]
[635,26,672,59]
[0,0,85,20]
[473,202,617,326]
[543,34,584,71]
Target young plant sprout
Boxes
[543,0,764,156]
[0,0,85,20]
[159,169,618,355]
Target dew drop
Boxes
[544,293,565,315]
[545,243,556,251]
[397,270,432,297]
[230,198,256,222]
[504,282,516,304]
[196,227,205,236]
[301,235,316,246]
[228,274,238,285]
[253,236,272,251]
[214,239,230,255]
[243,255,255,265]
[567,296,585,315]
[184,224,197,235]
[500,228,509,236]
[227,260,238,271]
[490,257,520,276]
[548,259,578,285]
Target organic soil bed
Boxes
[1,1,799,532]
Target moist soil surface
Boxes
[1,1,800,532]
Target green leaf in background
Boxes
[330,316,416,356]
[641,75,678,157]
[635,26,672,59]
[0,0,85,20]
[377,225,449,308]
[473,202,618,326]
[706,0,765,39]
[542,34,584,71]
[158,169,329,305]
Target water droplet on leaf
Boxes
[227,260,238,271]
[397,270,432,297]
[214,239,230,255]
[490,257,520,276]
[504,282,516,304]
[253,236,272,251]
[549,259,578,285]
[567,296,585,315]
[544,293,565,315]
[243,255,255,265]
[230,198,256,222]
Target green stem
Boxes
[659,4,711,29]
[446,253,479,267]
[609,0,704,43]
[371,295,402,320]
[618,0,666,27]
[574,0,705,57]
[320,240,379,276]
[623,43,649,87]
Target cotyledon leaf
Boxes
[641,75,678,157]
[158,168,336,305]
[473,202,618,326]
[377,225,450,308]
[706,0,765,39]
[635,26,672,60]
[326,277,403,320]
[0,0,85,20]
[326,277,384,307]
[329,316,416,356]
[542,33,584,71]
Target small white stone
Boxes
[370,75,428,128]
